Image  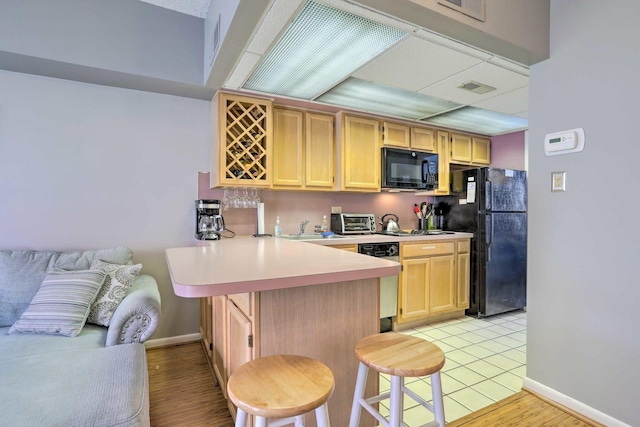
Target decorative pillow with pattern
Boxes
[87,259,142,327]
[8,269,107,337]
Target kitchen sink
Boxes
[280,234,347,241]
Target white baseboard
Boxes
[144,333,201,349]
[523,377,630,427]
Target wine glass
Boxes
[251,188,260,208]
[241,188,250,208]
[231,188,240,208]
[222,187,230,211]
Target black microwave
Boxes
[381,147,439,190]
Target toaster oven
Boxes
[330,213,376,235]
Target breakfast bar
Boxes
[166,237,401,427]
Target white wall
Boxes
[528,1,640,424]
[0,70,209,340]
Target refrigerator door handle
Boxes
[485,180,492,211]
[486,213,493,262]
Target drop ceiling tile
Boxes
[353,36,484,92]
[418,62,529,105]
[471,86,529,115]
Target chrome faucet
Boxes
[299,219,309,235]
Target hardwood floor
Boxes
[147,342,600,427]
[147,342,234,426]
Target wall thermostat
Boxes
[544,128,585,156]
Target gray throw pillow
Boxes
[87,259,142,327]
[8,269,107,337]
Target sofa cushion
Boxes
[8,269,107,337]
[0,325,108,360]
[0,247,133,327]
[0,343,149,427]
[88,260,142,327]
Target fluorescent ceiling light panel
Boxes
[424,106,528,135]
[242,1,406,99]
[317,77,461,120]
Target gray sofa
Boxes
[0,247,161,427]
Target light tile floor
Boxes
[375,310,527,426]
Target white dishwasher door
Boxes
[380,256,399,319]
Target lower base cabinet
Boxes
[396,239,470,328]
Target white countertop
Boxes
[166,237,402,298]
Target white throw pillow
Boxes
[87,259,142,327]
[8,269,107,337]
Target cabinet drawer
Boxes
[402,242,454,258]
[458,240,470,253]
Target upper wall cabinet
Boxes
[272,108,334,190]
[210,92,273,188]
[305,112,335,189]
[337,113,381,192]
[382,121,437,152]
[450,133,491,166]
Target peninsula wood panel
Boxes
[258,279,380,427]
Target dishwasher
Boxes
[358,242,399,333]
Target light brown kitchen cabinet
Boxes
[451,132,491,165]
[382,121,437,153]
[456,240,470,309]
[210,92,273,188]
[472,137,491,165]
[305,112,335,189]
[382,121,410,148]
[226,300,253,385]
[212,295,227,392]
[451,133,473,163]
[272,108,334,190]
[337,113,380,192]
[411,127,437,152]
[199,293,255,422]
[272,108,304,188]
[398,257,430,321]
[396,239,470,328]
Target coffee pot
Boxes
[195,199,225,240]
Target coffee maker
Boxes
[195,199,225,240]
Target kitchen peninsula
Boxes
[166,237,400,427]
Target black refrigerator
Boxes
[441,167,527,317]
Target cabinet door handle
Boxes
[422,246,437,250]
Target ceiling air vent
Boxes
[208,14,220,67]
[437,0,485,21]
[458,81,496,94]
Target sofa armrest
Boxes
[106,274,161,346]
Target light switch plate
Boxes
[331,206,342,213]
[552,171,566,192]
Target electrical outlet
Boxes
[331,206,342,213]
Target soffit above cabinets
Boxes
[223,0,530,135]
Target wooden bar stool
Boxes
[227,354,335,427]
[349,333,446,427]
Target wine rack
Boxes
[212,93,273,187]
